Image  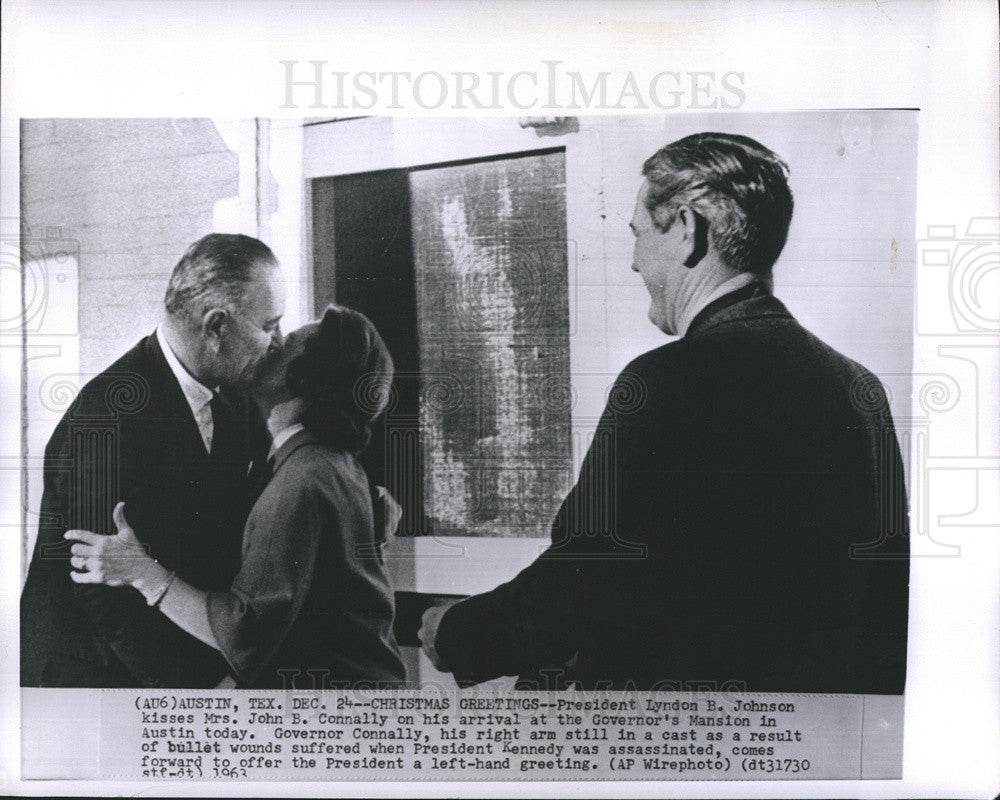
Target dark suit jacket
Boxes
[436,284,910,693]
[21,333,270,687]
[207,429,406,689]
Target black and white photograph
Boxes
[17,112,916,697]
[2,1,998,797]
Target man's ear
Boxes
[201,308,229,353]
[678,206,708,269]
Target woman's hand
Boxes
[65,502,156,588]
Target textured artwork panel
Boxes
[410,153,573,537]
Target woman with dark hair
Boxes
[66,306,406,689]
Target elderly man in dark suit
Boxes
[21,233,284,687]
[419,133,909,694]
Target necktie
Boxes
[210,389,240,463]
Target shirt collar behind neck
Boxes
[676,272,760,337]
[156,326,215,414]
[269,422,307,459]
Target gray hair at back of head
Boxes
[642,132,794,276]
[164,233,278,324]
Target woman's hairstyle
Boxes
[642,132,794,276]
[285,305,394,453]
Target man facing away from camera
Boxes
[419,132,910,693]
[21,233,284,687]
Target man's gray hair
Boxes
[164,233,278,323]
[642,132,794,276]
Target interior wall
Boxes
[21,119,243,376]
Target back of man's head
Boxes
[642,133,794,276]
[164,233,278,325]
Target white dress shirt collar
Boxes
[156,326,216,451]
[269,423,306,459]
[676,272,760,337]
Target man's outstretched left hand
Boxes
[418,603,456,671]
